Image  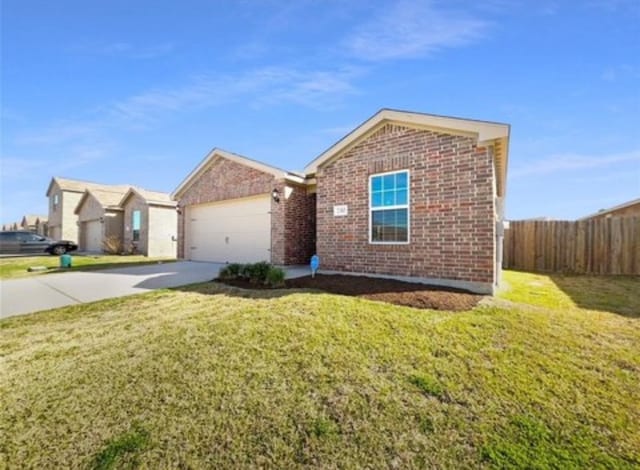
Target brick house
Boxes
[173,109,509,294]
[172,149,315,265]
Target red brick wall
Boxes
[176,157,276,258]
[269,182,316,265]
[316,123,495,285]
[284,186,316,264]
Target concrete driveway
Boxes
[0,261,223,319]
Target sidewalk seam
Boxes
[37,280,83,304]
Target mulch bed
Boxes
[218,274,484,311]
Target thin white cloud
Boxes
[10,64,361,146]
[110,66,362,123]
[345,0,488,61]
[15,121,99,146]
[510,150,640,178]
[1,145,112,180]
[256,67,362,109]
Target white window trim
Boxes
[368,169,410,245]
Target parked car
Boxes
[0,231,78,255]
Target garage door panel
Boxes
[188,195,271,263]
[85,221,102,252]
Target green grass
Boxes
[500,270,639,317]
[0,255,175,279]
[90,424,149,470]
[1,271,638,468]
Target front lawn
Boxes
[0,255,176,280]
[1,271,638,468]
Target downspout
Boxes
[495,196,505,290]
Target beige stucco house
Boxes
[74,188,129,252]
[46,177,129,242]
[2,222,19,231]
[119,188,178,257]
[20,214,48,236]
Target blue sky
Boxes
[2,0,639,226]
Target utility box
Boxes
[59,254,72,268]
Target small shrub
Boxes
[265,266,286,288]
[219,262,284,287]
[239,263,254,280]
[219,263,243,280]
[240,261,271,284]
[102,236,123,255]
[251,261,271,283]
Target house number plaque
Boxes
[333,205,348,216]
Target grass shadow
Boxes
[549,274,639,318]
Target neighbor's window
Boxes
[370,170,409,243]
[53,194,59,211]
[132,210,141,242]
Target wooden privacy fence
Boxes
[503,217,640,275]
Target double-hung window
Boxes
[369,170,409,243]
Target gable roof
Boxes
[119,187,177,208]
[303,108,511,196]
[46,177,129,197]
[578,198,640,220]
[74,188,130,214]
[171,148,297,199]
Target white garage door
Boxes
[84,220,103,252]
[187,195,271,263]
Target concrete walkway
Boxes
[0,261,223,319]
[0,262,314,319]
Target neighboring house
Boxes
[119,187,178,257]
[46,177,129,242]
[20,214,48,236]
[578,198,640,220]
[173,109,510,294]
[2,222,19,231]
[75,188,129,252]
